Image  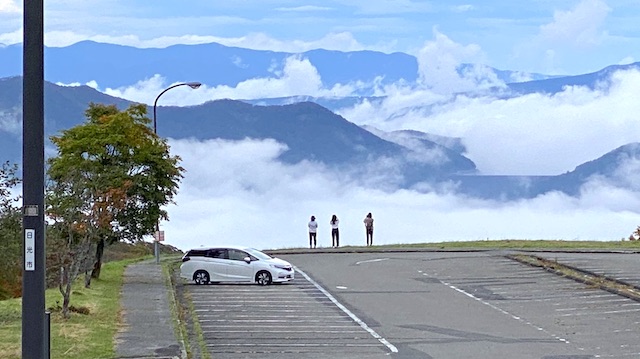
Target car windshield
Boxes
[244,248,272,260]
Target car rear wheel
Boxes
[255,271,272,286]
[193,270,210,285]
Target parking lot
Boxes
[186,251,640,358]
[189,273,393,358]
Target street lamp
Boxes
[153,82,202,133]
[152,82,201,263]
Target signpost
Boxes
[22,0,46,357]
[155,230,165,263]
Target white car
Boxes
[180,245,295,285]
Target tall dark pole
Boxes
[152,82,201,263]
[22,0,46,358]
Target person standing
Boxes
[364,213,374,246]
[308,215,318,249]
[330,214,340,248]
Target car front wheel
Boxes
[255,271,272,286]
[193,270,210,285]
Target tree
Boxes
[46,177,100,318]
[47,103,183,295]
[0,162,22,299]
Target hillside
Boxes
[1,78,476,187]
[2,76,638,200]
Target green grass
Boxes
[379,239,640,249]
[267,239,640,254]
[0,258,143,359]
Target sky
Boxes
[3,0,640,249]
[0,0,639,75]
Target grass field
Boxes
[268,239,640,253]
[379,239,640,250]
[0,258,142,359]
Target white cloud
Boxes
[0,0,20,14]
[539,0,611,48]
[160,137,640,251]
[0,28,20,44]
[275,6,332,12]
[512,0,612,74]
[55,80,98,89]
[339,68,640,176]
[451,4,474,13]
[415,29,503,94]
[102,56,363,105]
[351,0,433,15]
[0,106,21,135]
[618,56,635,65]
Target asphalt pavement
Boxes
[113,249,640,359]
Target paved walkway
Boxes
[115,261,183,359]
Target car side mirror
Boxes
[243,256,251,264]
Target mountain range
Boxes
[2,41,640,200]
[2,41,637,98]
[2,75,639,200]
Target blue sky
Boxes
[0,0,638,75]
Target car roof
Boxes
[187,245,256,252]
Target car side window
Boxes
[206,249,227,259]
[228,249,248,261]
[187,249,207,257]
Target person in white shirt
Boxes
[364,212,374,246]
[330,214,340,248]
[308,215,318,248]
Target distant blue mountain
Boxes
[0,41,417,94]
[0,41,558,96]
[4,40,632,104]
[506,63,640,95]
[2,77,637,200]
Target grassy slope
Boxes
[0,258,141,359]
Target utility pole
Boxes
[22,0,46,357]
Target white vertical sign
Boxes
[25,229,35,271]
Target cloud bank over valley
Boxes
[162,138,640,250]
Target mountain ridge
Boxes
[1,77,637,200]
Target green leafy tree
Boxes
[47,103,183,290]
[0,162,22,299]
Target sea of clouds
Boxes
[51,33,640,250]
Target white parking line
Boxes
[201,329,366,334]
[207,343,384,348]
[355,258,390,265]
[556,302,640,312]
[559,308,640,317]
[294,266,399,354]
[439,278,571,345]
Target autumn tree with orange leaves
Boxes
[47,103,183,318]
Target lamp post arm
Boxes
[152,82,202,134]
